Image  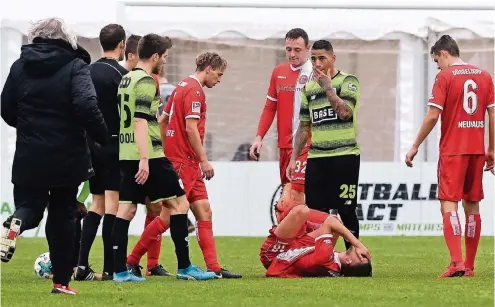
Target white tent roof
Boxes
[1,0,494,40]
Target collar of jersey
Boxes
[189,74,203,87]
[290,59,310,71]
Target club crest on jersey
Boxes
[298,75,309,84]
[192,102,201,113]
[196,90,201,96]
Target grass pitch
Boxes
[1,236,493,307]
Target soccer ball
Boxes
[34,252,52,279]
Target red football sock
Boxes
[464,214,481,270]
[442,211,463,264]
[144,214,155,228]
[197,220,221,272]
[147,218,167,269]
[127,217,168,266]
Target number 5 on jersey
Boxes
[118,76,132,129]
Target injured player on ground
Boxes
[260,184,372,278]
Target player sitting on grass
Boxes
[260,184,372,277]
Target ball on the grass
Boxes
[34,252,52,279]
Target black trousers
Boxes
[13,185,78,286]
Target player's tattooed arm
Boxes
[291,121,311,161]
[314,68,352,120]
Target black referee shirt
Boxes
[89,58,128,137]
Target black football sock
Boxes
[339,209,360,250]
[112,217,130,274]
[102,214,116,274]
[77,211,102,268]
[170,214,191,270]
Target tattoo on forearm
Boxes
[323,86,352,120]
[293,123,310,158]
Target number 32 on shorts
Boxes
[339,184,356,200]
[294,161,307,174]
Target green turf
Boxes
[1,236,493,307]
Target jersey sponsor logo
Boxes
[311,106,337,123]
[452,68,482,76]
[278,85,298,92]
[166,129,175,137]
[192,102,201,113]
[277,75,287,79]
[348,83,357,92]
[458,120,484,128]
[178,81,188,87]
[298,75,309,84]
[276,246,314,262]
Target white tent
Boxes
[1,0,494,166]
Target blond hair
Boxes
[195,52,227,72]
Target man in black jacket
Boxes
[0,17,108,295]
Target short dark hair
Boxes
[430,35,460,57]
[341,261,373,277]
[99,24,126,52]
[285,28,309,46]
[137,34,173,60]
[312,40,334,52]
[195,52,228,72]
[125,34,141,60]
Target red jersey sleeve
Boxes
[163,90,174,116]
[266,67,278,102]
[256,67,279,138]
[428,73,449,110]
[487,74,494,109]
[183,88,205,120]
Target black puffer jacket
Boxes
[1,38,108,188]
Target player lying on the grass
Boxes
[260,184,372,277]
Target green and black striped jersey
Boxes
[299,71,360,158]
[117,68,164,161]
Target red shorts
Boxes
[260,229,314,269]
[279,147,309,192]
[172,161,208,203]
[437,154,485,202]
[266,234,340,278]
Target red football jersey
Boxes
[259,224,311,269]
[164,75,206,164]
[428,64,494,156]
[265,61,312,149]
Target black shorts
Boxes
[89,138,120,194]
[305,154,360,214]
[119,157,185,205]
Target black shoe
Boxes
[126,264,143,277]
[101,272,113,281]
[208,268,242,279]
[147,264,173,276]
[73,266,97,281]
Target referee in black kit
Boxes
[74,24,129,281]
